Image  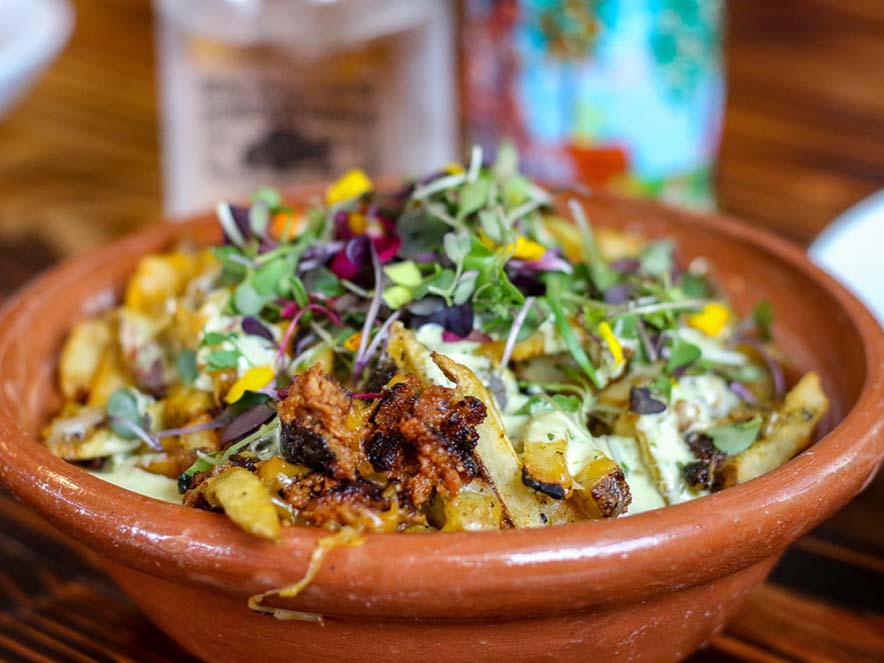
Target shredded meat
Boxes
[365,376,486,507]
[281,473,391,528]
[682,432,727,489]
[277,364,362,480]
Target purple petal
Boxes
[242,317,275,342]
[604,283,632,305]
[221,404,276,443]
[629,386,667,415]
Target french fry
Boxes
[441,481,503,532]
[570,455,631,519]
[521,438,572,499]
[59,317,114,400]
[431,351,582,527]
[720,371,829,487]
[205,466,282,540]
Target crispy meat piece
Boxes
[281,472,390,528]
[682,432,727,490]
[365,375,487,507]
[277,364,362,480]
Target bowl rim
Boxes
[1,191,882,620]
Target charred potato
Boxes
[720,371,829,487]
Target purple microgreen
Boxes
[352,242,384,382]
[221,404,276,443]
[603,283,632,305]
[499,297,535,376]
[635,318,658,362]
[109,416,163,451]
[356,310,402,379]
[740,336,786,399]
[509,251,573,274]
[728,381,758,404]
[307,303,343,328]
[611,258,641,274]
[242,317,275,342]
[629,386,667,415]
[156,416,228,439]
[277,309,306,365]
[216,202,250,247]
[411,302,474,338]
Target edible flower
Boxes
[225,366,275,403]
[270,211,300,240]
[443,162,465,174]
[326,169,373,205]
[687,302,731,338]
[480,233,547,262]
[344,332,362,352]
[597,320,624,366]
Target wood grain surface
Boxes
[0,1,882,662]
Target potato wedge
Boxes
[86,346,133,408]
[570,455,631,519]
[59,317,114,400]
[522,438,572,499]
[205,466,282,540]
[720,371,829,487]
[432,351,582,527]
[442,481,503,532]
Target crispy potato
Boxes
[431,351,582,527]
[59,317,115,401]
[442,481,503,532]
[86,346,133,407]
[176,413,221,453]
[163,385,216,427]
[205,466,282,540]
[124,251,207,316]
[570,455,631,519]
[477,333,546,365]
[720,371,829,487]
[522,438,572,499]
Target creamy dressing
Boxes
[635,374,740,504]
[90,458,181,503]
[604,435,666,514]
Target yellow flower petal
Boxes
[344,332,362,352]
[443,162,465,174]
[597,321,624,365]
[687,303,731,338]
[326,169,373,205]
[511,236,546,261]
[347,212,367,235]
[225,366,275,403]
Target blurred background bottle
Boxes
[460,0,725,208]
[154,0,457,217]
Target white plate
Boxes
[809,189,884,326]
[0,0,73,119]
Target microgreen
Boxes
[752,300,774,341]
[666,334,702,372]
[177,350,198,386]
[206,349,241,371]
[705,418,762,455]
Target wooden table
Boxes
[0,1,882,661]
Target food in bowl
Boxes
[42,146,828,537]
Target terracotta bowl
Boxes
[0,192,882,663]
